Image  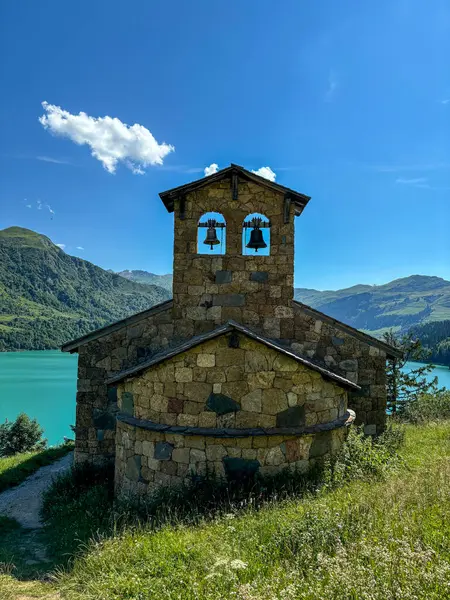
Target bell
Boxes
[203,224,220,250]
[246,227,267,252]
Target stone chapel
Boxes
[62,164,401,494]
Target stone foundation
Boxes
[114,413,353,496]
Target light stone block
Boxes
[190,448,206,463]
[175,367,193,383]
[172,448,190,464]
[287,392,298,407]
[197,353,216,367]
[206,445,227,461]
[240,389,262,413]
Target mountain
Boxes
[295,275,450,336]
[117,270,173,292]
[0,227,171,351]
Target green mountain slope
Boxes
[117,270,173,292]
[0,227,170,351]
[295,275,450,336]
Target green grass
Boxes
[0,444,74,493]
[1,424,449,599]
[50,422,449,599]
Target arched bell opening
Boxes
[197,212,226,255]
[242,213,270,256]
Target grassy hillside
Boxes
[1,419,449,599]
[295,275,450,336]
[117,269,173,292]
[0,227,170,351]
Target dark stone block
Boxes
[223,457,260,479]
[154,441,174,460]
[215,270,232,284]
[212,294,245,307]
[332,337,345,346]
[206,393,241,415]
[250,271,268,283]
[122,392,134,416]
[137,347,147,360]
[92,409,116,430]
[351,384,371,397]
[168,397,184,414]
[276,406,305,428]
[107,387,118,404]
[125,455,141,481]
[228,331,240,348]
[309,431,332,459]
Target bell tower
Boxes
[159,164,310,342]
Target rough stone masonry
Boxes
[62,164,401,492]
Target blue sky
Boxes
[1,0,449,290]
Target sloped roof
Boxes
[159,164,311,215]
[61,299,173,353]
[106,320,360,390]
[293,300,403,359]
[61,297,401,360]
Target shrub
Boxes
[325,421,405,487]
[400,390,450,423]
[0,413,47,457]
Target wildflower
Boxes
[230,559,248,570]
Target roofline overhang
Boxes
[292,300,404,359]
[61,299,173,353]
[159,164,311,215]
[106,320,360,391]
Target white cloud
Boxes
[324,71,338,102]
[441,99,450,105]
[56,243,66,249]
[39,101,175,174]
[204,163,219,176]
[76,246,84,250]
[37,200,43,210]
[396,177,427,185]
[26,204,32,208]
[251,166,276,182]
[46,204,55,216]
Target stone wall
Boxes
[116,334,349,431]
[113,331,352,496]
[171,179,295,340]
[74,303,175,464]
[115,417,349,496]
[291,303,387,434]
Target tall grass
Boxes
[40,423,404,565]
[399,389,450,423]
[51,421,450,600]
[0,442,73,492]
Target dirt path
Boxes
[0,452,73,529]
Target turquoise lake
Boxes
[0,352,449,446]
[0,351,78,445]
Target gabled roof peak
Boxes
[106,320,360,391]
[159,163,311,215]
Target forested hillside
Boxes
[0,227,170,351]
[409,320,450,366]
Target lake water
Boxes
[0,351,78,445]
[0,352,449,446]
[405,361,450,389]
